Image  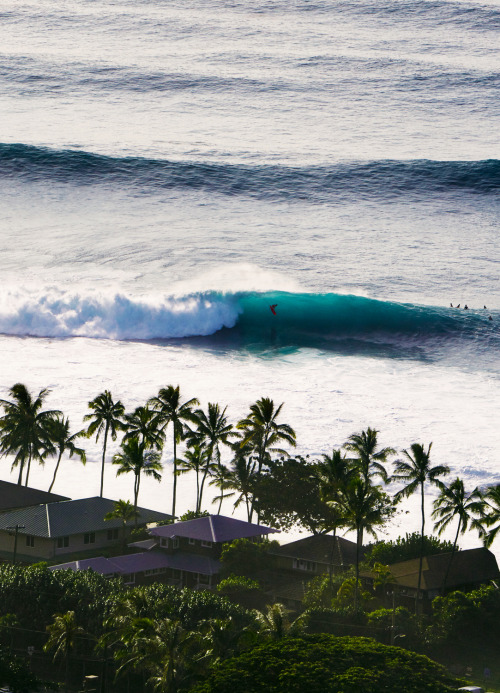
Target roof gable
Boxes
[273,534,360,566]
[150,514,278,543]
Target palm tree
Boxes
[336,477,395,608]
[226,444,257,522]
[123,405,165,450]
[186,403,234,513]
[44,611,86,690]
[432,477,483,594]
[392,442,449,613]
[104,499,139,549]
[478,484,500,547]
[252,603,303,641]
[344,427,394,484]
[112,438,162,527]
[176,444,214,513]
[236,398,296,521]
[149,386,199,519]
[47,416,87,493]
[0,383,61,485]
[316,448,356,579]
[84,390,126,497]
[209,464,234,514]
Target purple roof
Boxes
[149,514,278,543]
[50,550,221,576]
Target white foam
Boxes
[0,287,242,340]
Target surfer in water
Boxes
[270,304,278,316]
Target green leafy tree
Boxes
[84,390,126,497]
[392,442,449,612]
[0,383,61,486]
[252,456,337,534]
[104,499,139,549]
[190,634,463,693]
[365,533,455,567]
[176,444,213,513]
[149,386,199,518]
[344,427,394,484]
[432,477,483,594]
[47,415,86,492]
[236,398,296,521]
[112,437,163,527]
[220,538,278,579]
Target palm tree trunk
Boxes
[416,482,425,616]
[354,527,361,610]
[199,454,212,513]
[195,469,200,512]
[49,451,63,493]
[442,520,461,595]
[134,474,140,529]
[172,428,177,518]
[100,421,109,497]
[24,451,33,487]
[17,456,24,485]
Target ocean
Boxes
[0,0,499,552]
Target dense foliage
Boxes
[191,634,463,693]
[364,533,456,566]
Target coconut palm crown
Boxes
[0,383,62,486]
[84,390,126,497]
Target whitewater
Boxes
[0,0,499,554]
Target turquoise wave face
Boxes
[222,292,498,355]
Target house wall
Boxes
[158,535,222,559]
[0,528,125,563]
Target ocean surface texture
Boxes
[1,0,499,549]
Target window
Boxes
[25,535,35,548]
[198,573,210,585]
[122,573,135,585]
[201,540,212,548]
[84,532,95,545]
[172,538,179,549]
[57,536,69,549]
[293,558,316,572]
[144,568,160,576]
[160,538,168,548]
[107,529,119,541]
[188,537,196,546]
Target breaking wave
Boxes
[0,289,496,353]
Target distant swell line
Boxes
[1,144,499,201]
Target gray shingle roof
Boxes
[0,497,172,538]
[50,550,221,576]
[150,514,278,543]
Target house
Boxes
[0,497,172,563]
[361,547,500,611]
[261,533,361,609]
[271,533,360,577]
[0,480,69,512]
[50,514,278,589]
